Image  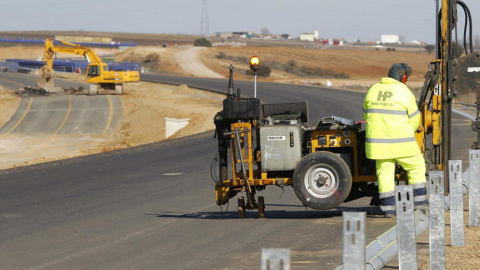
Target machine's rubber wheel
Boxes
[258,196,265,218]
[114,85,123,95]
[293,151,352,210]
[238,197,246,218]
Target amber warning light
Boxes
[250,56,260,71]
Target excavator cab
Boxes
[87,64,100,79]
[87,63,110,79]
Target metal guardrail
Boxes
[261,151,478,270]
[334,154,475,270]
[261,249,290,270]
[260,110,479,270]
[452,108,476,121]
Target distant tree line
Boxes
[194,38,212,47]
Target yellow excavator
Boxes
[37,38,140,95]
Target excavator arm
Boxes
[44,40,104,64]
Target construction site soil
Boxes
[0,44,479,269]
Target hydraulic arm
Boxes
[38,38,139,95]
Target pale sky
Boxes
[1,0,480,44]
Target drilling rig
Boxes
[213,59,377,218]
[212,0,480,218]
[417,0,480,193]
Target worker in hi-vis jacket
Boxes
[363,63,428,217]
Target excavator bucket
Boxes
[37,65,55,92]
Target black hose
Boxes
[465,2,473,52]
[437,8,442,59]
[461,3,468,54]
[457,0,474,54]
[210,153,220,184]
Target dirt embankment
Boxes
[116,81,223,147]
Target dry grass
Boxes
[200,46,434,82]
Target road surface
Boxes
[0,72,122,169]
[0,73,121,135]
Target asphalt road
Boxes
[0,72,476,269]
[0,72,121,135]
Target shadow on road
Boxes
[150,205,384,220]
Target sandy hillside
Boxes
[116,81,223,147]
[0,46,44,60]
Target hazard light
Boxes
[250,56,260,71]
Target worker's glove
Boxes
[416,125,424,133]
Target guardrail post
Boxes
[342,212,366,270]
[449,160,465,246]
[395,185,417,270]
[469,149,480,226]
[429,171,445,270]
[261,248,290,270]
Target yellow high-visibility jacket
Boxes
[363,77,420,159]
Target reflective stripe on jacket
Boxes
[363,77,420,159]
